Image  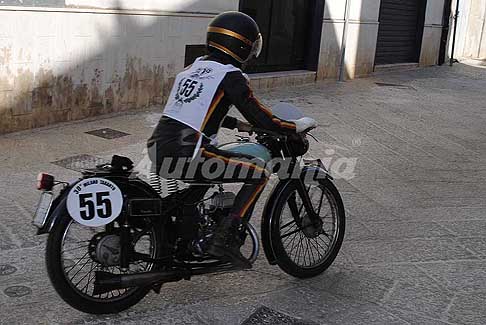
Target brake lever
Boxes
[307,132,319,142]
[301,125,318,135]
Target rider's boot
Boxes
[206,215,252,269]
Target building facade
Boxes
[451,0,486,61]
[319,0,448,79]
[0,0,451,134]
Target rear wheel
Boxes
[46,214,162,314]
[270,178,345,278]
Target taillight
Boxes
[37,173,55,191]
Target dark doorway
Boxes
[375,0,427,65]
[240,0,321,73]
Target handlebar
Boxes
[236,119,317,137]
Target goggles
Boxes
[247,33,263,62]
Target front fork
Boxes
[295,179,318,219]
[288,159,325,227]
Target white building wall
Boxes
[317,0,381,80]
[452,0,486,60]
[0,1,238,134]
[65,0,237,13]
[420,0,446,66]
[0,0,451,133]
[318,0,446,79]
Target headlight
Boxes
[287,134,309,157]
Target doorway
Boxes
[239,0,322,73]
[375,0,427,65]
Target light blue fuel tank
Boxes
[218,142,272,163]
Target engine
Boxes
[208,191,236,212]
[191,191,236,256]
[148,173,186,197]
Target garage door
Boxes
[375,0,427,65]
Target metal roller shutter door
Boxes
[375,0,426,65]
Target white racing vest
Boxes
[163,57,241,158]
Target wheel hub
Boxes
[301,214,323,239]
[89,233,121,267]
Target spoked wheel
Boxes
[270,178,345,278]
[46,214,162,314]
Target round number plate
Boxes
[67,178,123,227]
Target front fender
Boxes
[301,163,333,182]
[261,179,293,265]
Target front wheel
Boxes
[270,178,345,278]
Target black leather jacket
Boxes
[147,52,296,159]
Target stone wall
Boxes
[455,0,486,60]
[317,0,446,79]
[0,2,238,134]
[317,0,381,80]
[0,0,237,12]
[420,0,446,66]
[0,0,450,134]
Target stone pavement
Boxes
[0,62,485,324]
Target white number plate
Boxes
[32,191,54,228]
[67,178,123,227]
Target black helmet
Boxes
[207,11,263,63]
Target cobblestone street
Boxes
[0,63,485,324]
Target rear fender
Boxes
[37,176,164,235]
[37,190,70,235]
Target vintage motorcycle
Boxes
[32,104,345,314]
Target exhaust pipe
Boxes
[93,270,187,295]
[93,263,239,295]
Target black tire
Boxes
[46,214,161,314]
[269,178,345,278]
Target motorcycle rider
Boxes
[147,11,317,268]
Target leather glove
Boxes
[294,117,318,133]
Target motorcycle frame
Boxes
[36,133,332,270]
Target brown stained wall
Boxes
[0,5,215,134]
[0,57,175,134]
[0,0,238,12]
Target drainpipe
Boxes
[450,0,460,66]
[339,0,352,81]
